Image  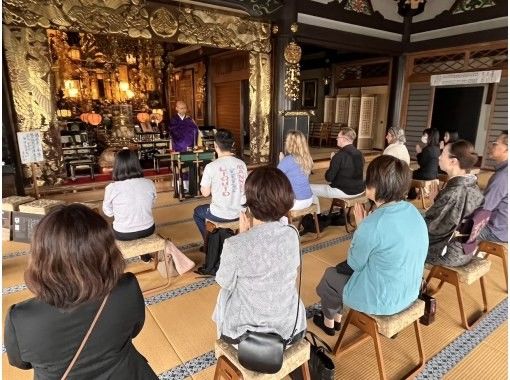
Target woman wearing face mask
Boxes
[413,128,441,180]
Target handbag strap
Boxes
[306,331,333,353]
[286,224,302,346]
[61,294,109,380]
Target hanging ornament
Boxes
[283,41,302,101]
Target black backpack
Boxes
[196,228,235,275]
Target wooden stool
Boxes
[288,203,320,242]
[409,179,439,210]
[478,241,508,292]
[116,234,169,295]
[334,300,425,380]
[426,257,491,329]
[214,338,311,379]
[328,194,369,233]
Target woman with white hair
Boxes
[383,127,410,165]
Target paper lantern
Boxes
[136,112,150,123]
[80,113,89,123]
[87,113,102,126]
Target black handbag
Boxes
[237,225,303,374]
[418,279,436,326]
[290,331,335,380]
[238,331,286,374]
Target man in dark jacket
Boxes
[311,127,365,213]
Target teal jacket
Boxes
[344,201,428,315]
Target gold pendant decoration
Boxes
[284,41,301,101]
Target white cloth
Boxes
[383,143,410,165]
[102,178,156,233]
[200,156,247,220]
[291,196,314,211]
[311,184,364,213]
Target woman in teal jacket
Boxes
[314,155,429,336]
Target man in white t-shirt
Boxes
[193,129,247,243]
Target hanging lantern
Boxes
[284,41,302,101]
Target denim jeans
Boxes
[478,225,505,243]
[193,204,238,241]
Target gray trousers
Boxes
[316,267,351,320]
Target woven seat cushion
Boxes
[2,196,35,211]
[448,257,491,285]
[371,299,425,338]
[18,199,65,215]
[206,219,239,231]
[214,339,310,379]
[116,234,166,259]
[333,195,368,208]
[289,203,319,218]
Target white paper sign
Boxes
[17,131,44,164]
[431,70,502,86]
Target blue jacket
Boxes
[344,201,428,315]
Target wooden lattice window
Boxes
[414,53,466,74]
[451,0,496,14]
[336,62,389,81]
[411,47,508,75]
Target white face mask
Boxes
[421,135,428,144]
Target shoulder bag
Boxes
[61,294,109,380]
[237,225,303,374]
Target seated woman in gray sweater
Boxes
[212,166,307,344]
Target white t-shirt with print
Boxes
[201,156,247,220]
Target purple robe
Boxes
[168,115,199,152]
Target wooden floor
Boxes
[3,167,507,379]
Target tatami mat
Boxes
[444,323,508,379]
[2,170,507,380]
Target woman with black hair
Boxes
[413,128,441,180]
[103,149,156,241]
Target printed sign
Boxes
[431,70,502,86]
[12,212,44,243]
[17,131,44,164]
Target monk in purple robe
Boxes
[168,101,199,152]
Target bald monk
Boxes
[168,101,200,195]
[168,101,199,153]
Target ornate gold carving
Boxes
[284,42,301,101]
[150,7,178,38]
[176,9,271,53]
[3,1,273,173]
[249,52,271,163]
[3,0,150,38]
[3,26,64,185]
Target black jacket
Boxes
[325,144,365,195]
[4,273,158,380]
[413,145,441,180]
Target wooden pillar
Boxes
[271,0,297,163]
